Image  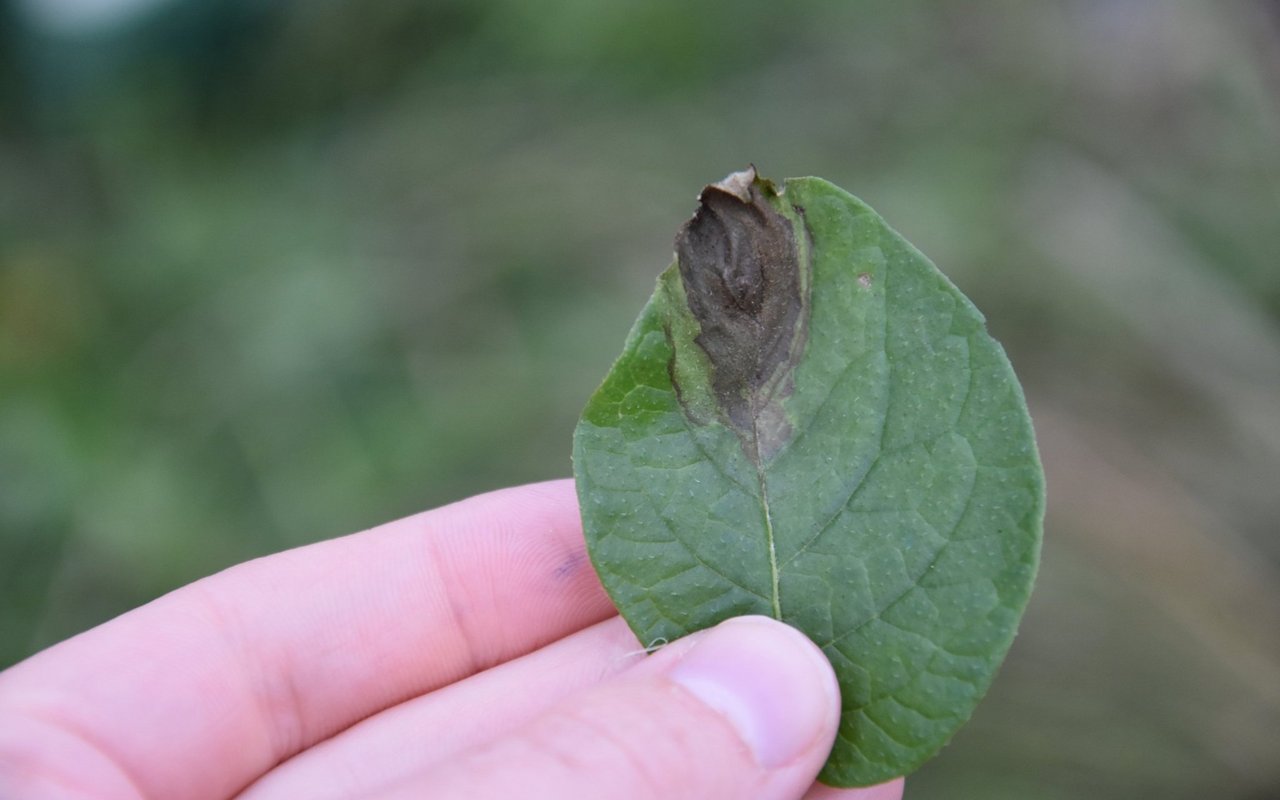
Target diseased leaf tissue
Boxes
[573,167,1044,786]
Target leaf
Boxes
[572,167,1044,786]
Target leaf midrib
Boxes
[750,416,783,620]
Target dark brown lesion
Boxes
[674,167,806,457]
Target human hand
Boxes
[0,480,904,800]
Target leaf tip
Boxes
[705,165,756,203]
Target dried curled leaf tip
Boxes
[706,165,758,202]
[674,167,806,453]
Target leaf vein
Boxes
[818,479,978,651]
[778,278,894,567]
[636,489,771,603]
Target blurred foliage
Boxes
[2,0,1280,797]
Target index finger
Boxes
[0,479,614,800]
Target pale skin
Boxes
[0,480,905,800]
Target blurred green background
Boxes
[3,0,1279,796]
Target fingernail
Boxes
[668,616,839,769]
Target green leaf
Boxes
[572,168,1044,787]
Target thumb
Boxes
[406,616,845,800]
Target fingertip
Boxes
[665,615,841,770]
[803,776,906,799]
[407,614,848,800]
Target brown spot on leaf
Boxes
[674,167,806,457]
